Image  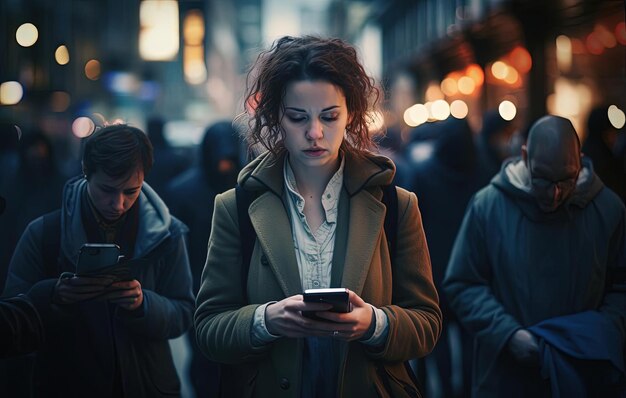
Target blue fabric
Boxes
[529,311,625,398]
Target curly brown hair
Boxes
[243,36,380,157]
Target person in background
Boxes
[165,120,241,398]
[476,110,516,182]
[406,117,482,398]
[583,105,626,203]
[2,132,66,283]
[444,115,626,397]
[3,124,194,397]
[144,116,192,198]
[0,194,44,359]
[194,35,441,398]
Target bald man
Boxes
[444,115,626,397]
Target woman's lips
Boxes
[304,148,326,157]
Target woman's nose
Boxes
[306,120,324,140]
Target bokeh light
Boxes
[450,100,469,119]
[509,46,532,74]
[586,32,604,55]
[183,10,204,46]
[431,100,450,121]
[0,81,24,105]
[498,100,517,121]
[465,64,484,86]
[55,45,70,65]
[503,67,519,85]
[457,76,475,95]
[16,23,38,47]
[425,83,444,102]
[139,0,180,61]
[403,104,429,127]
[608,105,625,129]
[441,77,458,96]
[85,59,101,80]
[491,61,508,79]
[595,25,616,48]
[556,35,572,72]
[72,117,96,138]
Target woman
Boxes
[195,36,441,397]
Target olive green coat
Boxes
[195,150,441,397]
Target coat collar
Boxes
[238,149,395,197]
[239,149,396,297]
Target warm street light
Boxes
[16,23,38,47]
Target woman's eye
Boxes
[287,116,306,123]
[322,116,338,122]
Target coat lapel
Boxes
[249,191,302,297]
[340,188,386,295]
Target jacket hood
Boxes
[433,118,477,172]
[60,176,173,264]
[491,156,604,222]
[200,121,240,191]
[237,149,396,197]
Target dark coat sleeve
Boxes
[0,295,44,357]
[116,224,195,340]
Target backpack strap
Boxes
[42,209,62,278]
[381,184,398,267]
[236,184,257,303]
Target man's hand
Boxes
[507,329,540,367]
[265,289,374,341]
[99,280,144,311]
[53,274,114,305]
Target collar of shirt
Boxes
[283,156,345,225]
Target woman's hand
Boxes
[313,290,374,341]
[265,289,374,341]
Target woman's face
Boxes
[280,80,350,176]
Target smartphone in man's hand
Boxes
[302,288,352,321]
[75,243,131,281]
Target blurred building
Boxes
[365,0,625,143]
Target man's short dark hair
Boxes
[82,124,153,179]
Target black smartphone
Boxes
[75,243,131,281]
[302,288,352,321]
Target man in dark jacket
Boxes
[444,115,626,397]
[3,124,194,397]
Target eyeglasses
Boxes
[530,176,577,191]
